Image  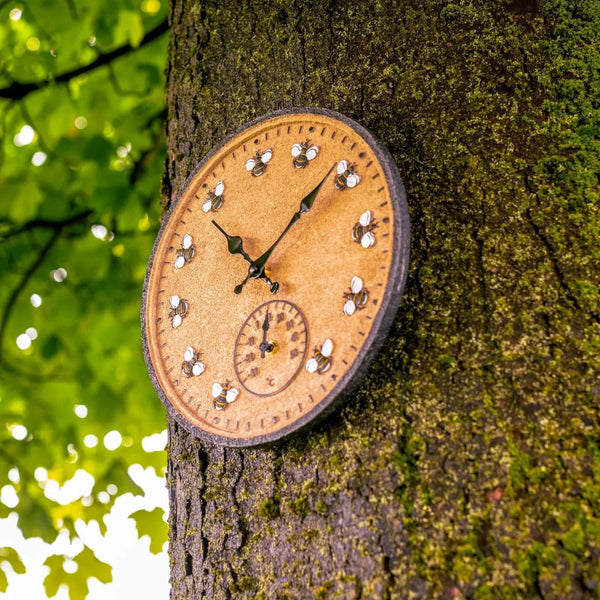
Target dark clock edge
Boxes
[141,107,410,448]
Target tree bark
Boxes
[163,1,600,598]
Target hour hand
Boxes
[211,220,252,264]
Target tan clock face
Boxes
[142,109,409,446]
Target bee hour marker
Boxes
[202,181,225,212]
[343,276,369,315]
[334,160,361,190]
[246,148,272,177]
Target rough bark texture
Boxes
[163,1,600,598]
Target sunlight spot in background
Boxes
[142,430,167,453]
[88,36,96,46]
[1,485,18,508]
[91,224,115,242]
[32,151,47,166]
[8,468,20,484]
[30,293,42,307]
[9,7,22,21]
[142,0,161,14]
[67,443,78,463]
[63,558,78,574]
[97,491,110,504]
[91,224,107,239]
[51,267,67,282]
[9,424,28,441]
[107,484,118,495]
[26,327,37,340]
[14,125,34,147]
[112,244,125,257]
[26,37,40,51]
[138,214,150,231]
[74,404,88,418]
[103,431,122,451]
[16,333,31,350]
[74,116,88,130]
[117,143,131,157]
[83,434,98,448]
[34,467,48,482]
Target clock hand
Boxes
[211,220,253,264]
[235,162,337,295]
[259,310,272,358]
[212,219,279,293]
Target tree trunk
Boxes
[163,1,600,598]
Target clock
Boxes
[141,108,409,447]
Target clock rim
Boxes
[141,107,410,447]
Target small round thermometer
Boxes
[233,300,308,397]
[142,108,410,446]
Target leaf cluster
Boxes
[0,1,169,597]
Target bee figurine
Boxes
[246,149,273,177]
[306,338,333,374]
[291,141,319,169]
[334,160,361,190]
[169,295,188,328]
[181,346,205,377]
[202,181,225,213]
[211,382,239,411]
[352,211,378,248]
[343,276,369,316]
[174,234,195,269]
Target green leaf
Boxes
[130,507,168,554]
[18,500,57,543]
[0,547,26,575]
[0,546,26,592]
[9,179,44,224]
[44,547,112,600]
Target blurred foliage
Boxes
[0,0,169,597]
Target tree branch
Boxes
[0,19,169,101]
[0,210,93,240]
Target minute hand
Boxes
[235,163,337,295]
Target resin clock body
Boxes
[142,108,409,446]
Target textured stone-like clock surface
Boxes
[143,109,406,446]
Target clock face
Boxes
[142,108,409,446]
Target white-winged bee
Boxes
[202,181,225,212]
[334,160,361,190]
[169,295,188,328]
[306,338,333,374]
[291,141,319,169]
[246,149,272,177]
[211,382,239,410]
[352,211,378,248]
[174,234,195,268]
[343,276,369,315]
[181,346,205,377]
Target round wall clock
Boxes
[142,108,410,447]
